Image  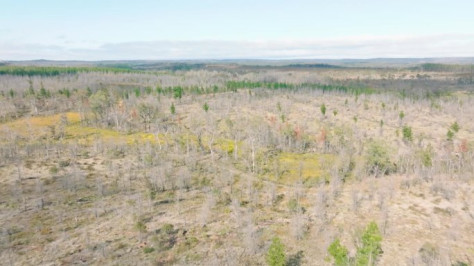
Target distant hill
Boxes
[4,57,474,71]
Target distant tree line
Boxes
[0,66,137,76]
[116,81,375,100]
[225,81,375,95]
[415,63,474,72]
[286,63,343,69]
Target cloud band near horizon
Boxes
[1,34,474,61]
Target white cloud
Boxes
[1,34,474,60]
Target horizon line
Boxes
[3,56,474,63]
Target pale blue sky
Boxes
[1,0,474,60]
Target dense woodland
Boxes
[0,62,473,265]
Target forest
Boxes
[0,61,473,265]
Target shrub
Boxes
[58,160,70,167]
[266,237,286,266]
[365,141,393,175]
[203,102,209,112]
[355,222,382,266]
[399,111,405,120]
[320,104,326,116]
[173,86,183,99]
[144,86,152,94]
[286,250,304,266]
[402,126,413,142]
[143,247,155,253]
[170,103,176,114]
[450,121,460,133]
[49,166,58,174]
[161,223,174,234]
[134,88,141,97]
[135,221,147,233]
[453,262,469,266]
[328,239,348,266]
[153,224,178,252]
[447,129,454,141]
[177,236,198,253]
[418,243,439,265]
[288,198,298,213]
[417,145,433,167]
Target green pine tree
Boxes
[355,222,383,266]
[321,103,326,116]
[328,239,349,266]
[266,237,286,266]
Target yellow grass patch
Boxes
[65,125,167,145]
[265,152,334,186]
[196,135,242,155]
[214,138,242,155]
[2,112,80,129]
[0,112,165,145]
[0,112,81,139]
[1,113,243,150]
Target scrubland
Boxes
[0,63,473,265]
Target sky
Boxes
[1,0,474,60]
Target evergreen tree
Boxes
[321,103,326,116]
[356,222,382,266]
[266,237,286,266]
[328,239,348,266]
